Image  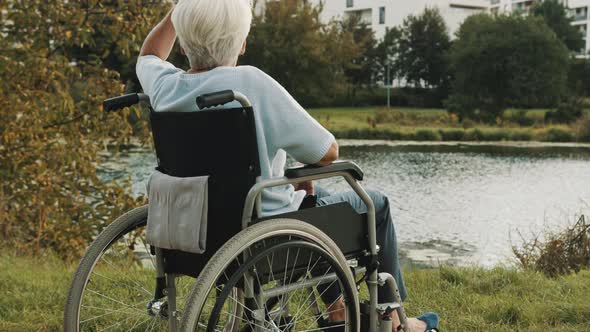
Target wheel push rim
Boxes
[194,237,357,332]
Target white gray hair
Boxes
[172,0,252,69]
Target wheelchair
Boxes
[63,90,409,332]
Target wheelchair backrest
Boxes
[149,107,260,273]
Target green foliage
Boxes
[311,107,587,142]
[0,1,154,259]
[545,97,584,124]
[438,129,465,141]
[447,14,570,123]
[374,27,401,85]
[340,14,379,92]
[395,7,451,89]
[575,115,590,142]
[568,59,590,96]
[241,0,359,106]
[414,129,442,141]
[541,127,575,142]
[373,108,454,126]
[510,110,535,127]
[531,0,586,52]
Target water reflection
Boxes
[98,141,590,267]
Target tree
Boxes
[531,0,585,52]
[447,14,570,123]
[569,59,590,96]
[340,14,379,97]
[241,0,360,106]
[0,0,162,258]
[374,27,401,86]
[395,7,451,89]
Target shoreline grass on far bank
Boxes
[308,107,590,143]
[1,254,589,331]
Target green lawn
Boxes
[2,254,590,331]
[307,107,590,142]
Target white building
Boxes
[256,0,589,57]
[310,0,489,39]
[489,0,590,58]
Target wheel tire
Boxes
[63,205,149,331]
[181,219,360,332]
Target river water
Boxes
[99,140,590,267]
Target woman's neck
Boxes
[186,60,238,74]
[186,67,215,74]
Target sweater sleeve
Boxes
[136,55,182,97]
[254,69,335,165]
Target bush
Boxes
[544,97,584,124]
[513,215,590,277]
[575,115,590,142]
[439,129,465,141]
[415,129,442,141]
[1,2,154,259]
[373,108,453,127]
[509,130,533,141]
[510,110,535,126]
[480,129,510,141]
[541,128,574,142]
[461,119,475,129]
[463,128,485,141]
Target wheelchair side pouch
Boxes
[146,170,209,254]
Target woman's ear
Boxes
[239,41,247,56]
[180,46,186,56]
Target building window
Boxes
[346,0,353,8]
[379,7,385,24]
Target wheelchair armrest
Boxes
[285,160,364,181]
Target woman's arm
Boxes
[316,141,339,166]
[294,140,338,195]
[139,6,176,60]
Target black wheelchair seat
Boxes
[149,105,368,277]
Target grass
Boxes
[308,107,590,142]
[2,254,590,331]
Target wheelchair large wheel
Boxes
[63,205,200,331]
[181,219,360,332]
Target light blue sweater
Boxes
[136,55,335,216]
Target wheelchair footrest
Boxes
[376,302,402,315]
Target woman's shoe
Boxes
[417,312,439,332]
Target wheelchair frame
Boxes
[242,171,408,332]
[98,91,409,332]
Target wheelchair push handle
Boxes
[103,93,150,112]
[196,90,252,109]
[103,90,251,112]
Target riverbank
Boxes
[2,254,589,331]
[309,107,590,142]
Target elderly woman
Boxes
[136,1,438,331]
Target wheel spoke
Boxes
[98,256,153,295]
[91,270,152,296]
[289,274,338,328]
[84,288,147,314]
[80,302,147,323]
[139,235,157,270]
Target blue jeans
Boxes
[313,186,407,304]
